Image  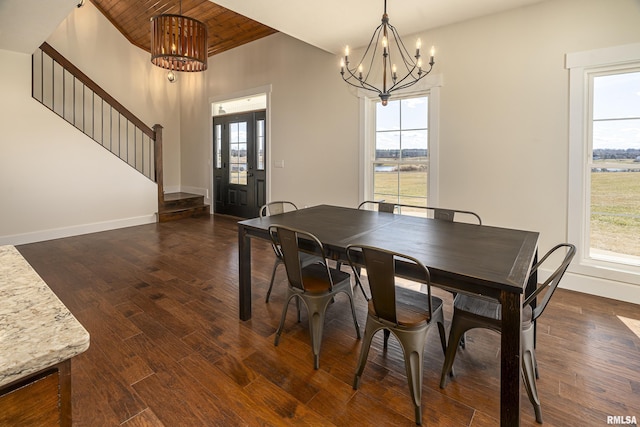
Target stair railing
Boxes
[31,42,163,194]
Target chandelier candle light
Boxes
[340,0,435,106]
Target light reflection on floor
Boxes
[618,315,640,340]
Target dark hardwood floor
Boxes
[16,215,640,426]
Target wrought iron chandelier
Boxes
[340,0,435,106]
[150,0,208,77]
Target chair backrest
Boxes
[260,201,298,218]
[346,244,433,324]
[358,200,396,213]
[394,204,482,225]
[523,243,576,321]
[432,207,482,225]
[269,225,331,291]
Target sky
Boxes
[376,96,428,154]
[593,71,640,151]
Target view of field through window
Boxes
[373,96,429,212]
[229,122,247,185]
[590,71,640,261]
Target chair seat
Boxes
[369,286,444,327]
[454,294,533,329]
[301,263,350,294]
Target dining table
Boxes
[237,204,539,426]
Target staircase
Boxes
[158,192,209,222]
[33,42,210,223]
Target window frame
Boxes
[566,43,640,285]
[360,75,441,207]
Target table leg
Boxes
[500,290,522,426]
[238,225,252,321]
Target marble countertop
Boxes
[0,245,90,388]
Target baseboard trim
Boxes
[180,185,206,196]
[559,271,640,305]
[0,214,157,246]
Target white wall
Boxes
[180,33,360,208]
[420,0,640,302]
[1,0,638,302]
[182,0,640,303]
[0,2,176,245]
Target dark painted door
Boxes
[213,110,266,218]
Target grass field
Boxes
[591,171,640,257]
[374,166,428,207]
[374,168,640,257]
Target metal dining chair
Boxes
[439,243,576,423]
[269,225,361,369]
[260,201,317,302]
[346,244,447,425]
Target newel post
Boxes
[153,124,164,213]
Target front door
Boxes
[213,110,266,218]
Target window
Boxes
[590,71,640,263]
[214,124,222,168]
[257,119,265,170]
[229,122,247,185]
[373,96,429,211]
[567,43,640,283]
[361,76,441,213]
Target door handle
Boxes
[247,172,254,177]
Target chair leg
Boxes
[310,311,323,370]
[353,320,378,389]
[435,311,448,356]
[383,329,391,350]
[344,290,361,339]
[439,314,470,389]
[306,295,332,370]
[274,292,297,346]
[522,326,543,423]
[394,327,429,426]
[265,259,282,303]
[449,293,467,348]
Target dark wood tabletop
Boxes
[239,204,537,295]
[237,204,539,426]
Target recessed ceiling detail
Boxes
[90,0,278,57]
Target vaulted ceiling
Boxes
[0,0,550,57]
[91,0,549,57]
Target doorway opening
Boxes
[212,94,267,218]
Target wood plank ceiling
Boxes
[89,0,278,57]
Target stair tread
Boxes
[159,193,208,222]
[160,205,209,213]
[163,192,203,202]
